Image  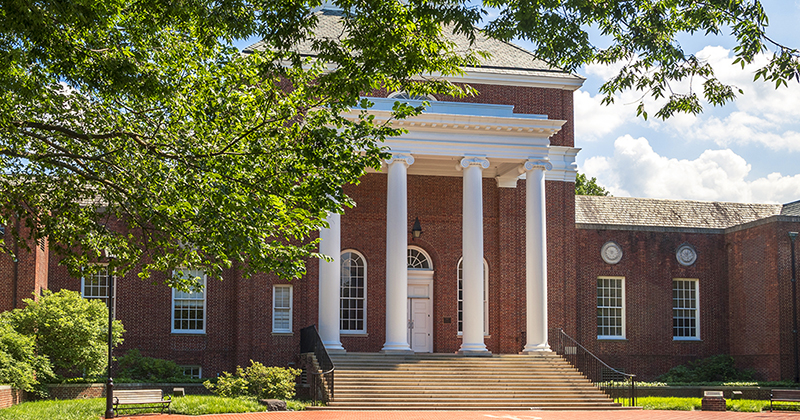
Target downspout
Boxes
[12,215,20,308]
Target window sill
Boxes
[597,337,627,342]
[272,332,294,337]
[170,332,206,336]
[673,337,702,342]
[341,333,368,337]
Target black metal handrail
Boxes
[551,328,636,407]
[300,325,335,405]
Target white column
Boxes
[458,156,491,355]
[382,152,414,353]
[522,159,553,352]
[319,212,345,353]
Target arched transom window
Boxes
[340,250,366,333]
[457,258,488,335]
[407,247,432,270]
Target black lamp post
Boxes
[105,267,116,419]
[790,232,799,383]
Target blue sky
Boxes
[566,0,800,204]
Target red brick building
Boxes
[3,9,800,382]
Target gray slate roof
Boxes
[243,9,580,80]
[575,195,784,230]
[782,200,800,216]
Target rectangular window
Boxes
[597,277,625,339]
[673,279,700,340]
[273,285,293,333]
[82,266,112,305]
[180,366,202,379]
[172,269,206,334]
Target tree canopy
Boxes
[575,173,611,196]
[1,0,796,287]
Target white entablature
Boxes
[343,97,579,186]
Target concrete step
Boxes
[319,353,629,411]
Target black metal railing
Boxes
[300,325,335,405]
[551,328,636,407]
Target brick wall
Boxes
[0,386,25,409]
[0,217,48,312]
[574,227,730,380]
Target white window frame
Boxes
[340,250,367,334]
[81,264,112,305]
[171,269,207,334]
[407,246,432,270]
[272,284,293,334]
[180,365,202,379]
[457,258,489,336]
[673,278,700,340]
[597,276,626,340]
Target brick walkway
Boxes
[115,410,800,420]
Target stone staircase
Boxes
[314,352,630,410]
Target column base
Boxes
[458,342,490,355]
[381,342,413,354]
[522,343,551,353]
[322,341,346,354]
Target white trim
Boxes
[445,70,585,91]
[171,269,207,334]
[457,258,489,335]
[672,278,700,340]
[180,365,202,379]
[81,264,112,303]
[407,245,433,270]
[272,284,293,333]
[340,250,367,334]
[597,276,625,340]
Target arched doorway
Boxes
[407,246,433,353]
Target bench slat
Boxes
[113,389,171,415]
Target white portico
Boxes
[318,98,579,354]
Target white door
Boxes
[408,281,433,352]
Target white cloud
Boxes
[573,89,632,142]
[581,135,800,203]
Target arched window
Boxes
[340,250,366,334]
[457,258,488,335]
[388,91,438,101]
[407,246,432,270]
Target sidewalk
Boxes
[115,410,800,420]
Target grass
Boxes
[616,396,800,412]
[0,395,312,420]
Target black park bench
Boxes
[113,389,172,415]
[771,389,800,412]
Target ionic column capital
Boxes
[520,159,553,173]
[385,152,415,167]
[457,156,490,171]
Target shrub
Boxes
[116,349,192,382]
[7,290,124,379]
[0,316,53,394]
[205,360,301,400]
[657,354,754,383]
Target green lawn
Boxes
[0,395,310,420]
[617,396,800,412]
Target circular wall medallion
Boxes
[676,244,697,266]
[601,241,623,265]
